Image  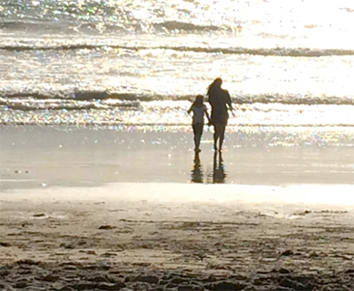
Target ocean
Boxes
[0,0,354,142]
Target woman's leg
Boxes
[219,124,226,151]
[213,125,218,150]
[213,123,223,151]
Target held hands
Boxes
[229,107,235,117]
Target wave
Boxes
[1,94,353,127]
[1,91,354,111]
[154,21,220,32]
[0,94,141,111]
[234,94,354,106]
[0,18,224,34]
[0,20,72,33]
[2,40,354,57]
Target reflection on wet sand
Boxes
[212,151,226,184]
[191,152,203,183]
[191,151,227,184]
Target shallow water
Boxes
[1,125,353,190]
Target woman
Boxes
[207,78,233,151]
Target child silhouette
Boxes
[187,95,211,152]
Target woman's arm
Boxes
[225,90,234,112]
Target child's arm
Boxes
[187,104,194,114]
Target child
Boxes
[187,95,210,152]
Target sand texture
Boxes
[1,184,354,291]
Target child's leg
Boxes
[195,134,201,151]
[192,124,199,150]
[194,123,203,151]
[196,123,204,151]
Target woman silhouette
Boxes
[207,78,234,151]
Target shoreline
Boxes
[1,124,354,290]
[1,125,354,191]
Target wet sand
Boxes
[1,125,353,189]
[1,125,354,290]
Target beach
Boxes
[1,125,354,290]
[1,0,354,289]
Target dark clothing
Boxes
[208,88,232,125]
[192,122,204,137]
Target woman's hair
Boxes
[207,78,222,96]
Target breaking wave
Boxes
[1,90,354,112]
[0,19,222,34]
[2,42,354,57]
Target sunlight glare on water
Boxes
[0,0,354,128]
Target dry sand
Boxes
[1,125,354,291]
